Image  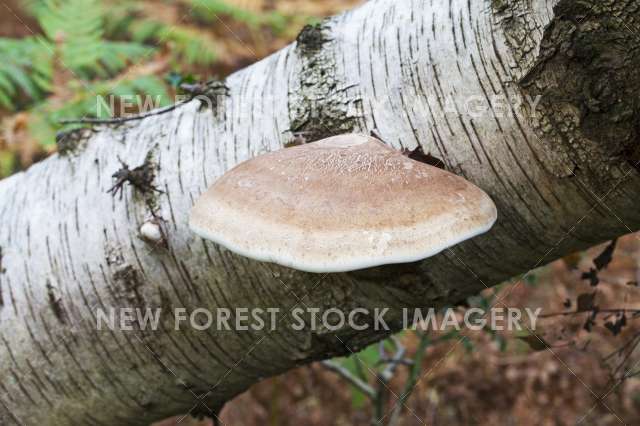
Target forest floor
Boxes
[155,235,640,425]
[218,235,640,425]
[2,1,639,425]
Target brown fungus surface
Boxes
[190,134,497,273]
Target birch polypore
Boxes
[0,0,639,424]
[190,134,497,272]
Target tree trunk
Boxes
[1,0,639,424]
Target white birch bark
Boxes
[0,0,639,424]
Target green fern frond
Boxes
[160,26,218,66]
[106,76,172,108]
[127,19,166,44]
[121,16,218,66]
[38,0,106,53]
[187,0,261,27]
[102,1,144,38]
[97,41,154,75]
[36,0,153,78]
[0,37,53,110]
[28,75,170,145]
[187,0,290,33]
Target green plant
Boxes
[322,331,461,426]
[187,0,282,29]
[35,0,152,78]
[0,0,306,151]
[0,0,168,146]
[107,9,220,67]
[0,37,53,109]
[0,151,18,179]
[0,0,153,109]
[157,25,219,66]
[29,75,170,146]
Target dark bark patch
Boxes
[113,264,142,293]
[180,80,230,113]
[108,152,161,199]
[402,146,445,169]
[491,0,542,78]
[626,118,640,171]
[108,149,164,213]
[289,22,362,142]
[56,127,94,156]
[284,131,309,147]
[519,0,640,182]
[107,247,145,304]
[296,23,330,54]
[491,0,509,14]
[46,280,66,324]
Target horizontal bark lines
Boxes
[0,0,638,424]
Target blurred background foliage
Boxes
[2,1,640,425]
[0,0,352,178]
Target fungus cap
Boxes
[190,134,497,273]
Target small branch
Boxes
[320,360,376,399]
[387,332,432,426]
[539,308,640,319]
[59,100,193,125]
[379,336,407,381]
[59,80,230,126]
[609,332,640,380]
[372,337,406,425]
[604,331,640,362]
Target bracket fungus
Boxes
[190,134,497,273]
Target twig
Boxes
[372,337,407,425]
[59,100,192,125]
[380,336,407,381]
[59,80,230,125]
[320,360,376,399]
[377,358,414,367]
[611,332,640,380]
[604,331,640,362]
[539,308,640,318]
[387,332,431,426]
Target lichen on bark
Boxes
[288,22,363,142]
